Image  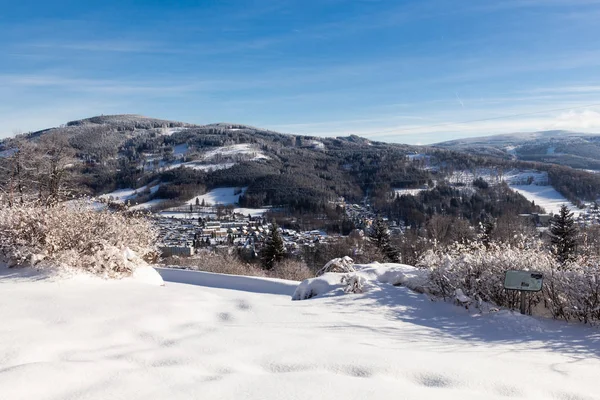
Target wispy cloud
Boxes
[25,40,164,53]
[524,85,600,94]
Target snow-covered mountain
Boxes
[434,130,600,170]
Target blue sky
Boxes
[2,0,600,144]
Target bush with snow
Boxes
[419,239,600,324]
[292,261,429,301]
[163,251,267,277]
[316,256,355,276]
[163,251,313,281]
[271,259,313,281]
[0,201,157,277]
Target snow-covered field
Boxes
[100,184,160,203]
[394,188,427,197]
[509,184,581,215]
[1,265,599,400]
[233,207,269,217]
[129,198,165,210]
[446,169,581,215]
[202,143,269,161]
[186,187,247,206]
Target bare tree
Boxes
[36,133,77,206]
[0,134,37,206]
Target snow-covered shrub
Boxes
[418,239,554,309]
[341,274,366,294]
[292,273,345,300]
[419,238,600,323]
[164,252,314,281]
[544,261,600,324]
[292,262,430,301]
[163,250,267,277]
[0,201,157,277]
[316,256,355,276]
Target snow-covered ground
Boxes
[100,183,160,203]
[159,207,268,219]
[233,207,269,217]
[129,198,165,210]
[446,169,580,215]
[186,187,247,206]
[1,266,599,400]
[160,127,185,136]
[509,185,581,215]
[394,188,427,197]
[202,143,269,161]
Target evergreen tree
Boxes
[369,217,400,262]
[550,205,577,264]
[480,219,494,247]
[261,221,286,269]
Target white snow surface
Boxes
[186,187,247,206]
[233,207,269,216]
[509,185,581,215]
[447,169,582,214]
[202,143,269,161]
[160,127,184,136]
[394,188,427,197]
[1,266,599,400]
[293,263,429,300]
[129,198,165,210]
[100,183,160,203]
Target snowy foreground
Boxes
[1,266,600,400]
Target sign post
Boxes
[504,270,543,315]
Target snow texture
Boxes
[294,263,430,300]
[316,256,355,276]
[202,143,269,161]
[186,187,247,206]
[1,266,598,400]
[394,188,427,197]
[509,185,580,215]
[128,199,165,210]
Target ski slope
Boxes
[1,266,599,400]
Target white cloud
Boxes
[550,109,600,130]
[277,106,600,144]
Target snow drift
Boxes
[1,267,599,400]
[293,262,429,301]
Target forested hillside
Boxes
[3,115,600,231]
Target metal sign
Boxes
[504,270,543,292]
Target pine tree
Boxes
[550,205,577,264]
[480,219,494,247]
[369,217,400,262]
[261,221,286,269]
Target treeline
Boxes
[376,181,543,228]
[547,165,600,205]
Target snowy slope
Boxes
[186,187,247,206]
[202,143,268,161]
[1,267,599,400]
[509,185,581,215]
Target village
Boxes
[155,209,334,259]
